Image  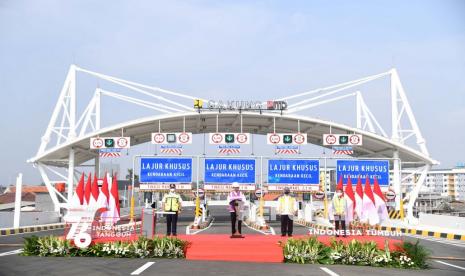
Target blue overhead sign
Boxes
[268,159,320,184]
[140,157,192,183]
[204,158,256,184]
[336,160,390,186]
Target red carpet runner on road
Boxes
[179,234,401,263]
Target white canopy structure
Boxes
[28,65,438,222]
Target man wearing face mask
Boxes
[277,187,297,237]
[332,187,347,237]
[227,182,246,237]
[162,184,183,236]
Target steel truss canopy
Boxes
[30,111,436,168]
[29,64,438,222]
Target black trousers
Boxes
[334,217,346,237]
[280,215,293,235]
[230,212,242,234]
[166,213,178,235]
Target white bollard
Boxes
[250,204,257,222]
[304,203,312,222]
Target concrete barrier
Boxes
[0,211,60,228]
[419,213,465,231]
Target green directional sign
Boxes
[225,134,235,143]
[283,135,293,144]
[339,135,349,145]
[104,138,115,148]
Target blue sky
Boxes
[0,0,464,185]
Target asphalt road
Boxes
[1,213,464,276]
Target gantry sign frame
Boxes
[28,65,438,223]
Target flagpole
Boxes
[323,156,328,219]
[130,156,135,223]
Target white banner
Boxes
[204,184,255,191]
[267,185,319,192]
[139,184,192,190]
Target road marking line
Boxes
[130,262,155,275]
[243,221,269,235]
[406,235,465,248]
[320,267,340,276]
[190,218,215,235]
[435,260,465,271]
[0,249,23,257]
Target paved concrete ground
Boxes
[1,254,464,276]
[1,212,464,276]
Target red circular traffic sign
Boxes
[153,133,165,144]
[294,134,305,144]
[314,191,325,199]
[269,134,280,144]
[117,137,128,148]
[349,135,360,145]
[385,191,396,201]
[178,133,190,144]
[236,133,248,144]
[194,188,205,197]
[92,138,104,148]
[211,133,223,144]
[325,135,337,145]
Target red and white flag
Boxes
[108,173,120,224]
[362,177,379,225]
[344,176,355,223]
[373,178,389,223]
[97,173,110,222]
[70,173,85,206]
[89,173,99,207]
[354,177,363,220]
[84,173,92,205]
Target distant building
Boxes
[0,185,55,211]
[401,168,465,201]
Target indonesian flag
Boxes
[70,173,85,206]
[354,177,363,220]
[108,173,120,224]
[373,178,389,223]
[89,173,99,207]
[97,173,110,222]
[362,177,379,225]
[336,176,343,191]
[84,173,92,205]
[344,176,355,223]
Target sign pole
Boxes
[323,156,328,219]
[130,156,136,223]
[259,156,264,218]
[195,156,200,218]
[13,173,22,228]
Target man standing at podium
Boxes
[227,182,246,237]
[162,184,183,236]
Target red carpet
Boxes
[179,234,401,263]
